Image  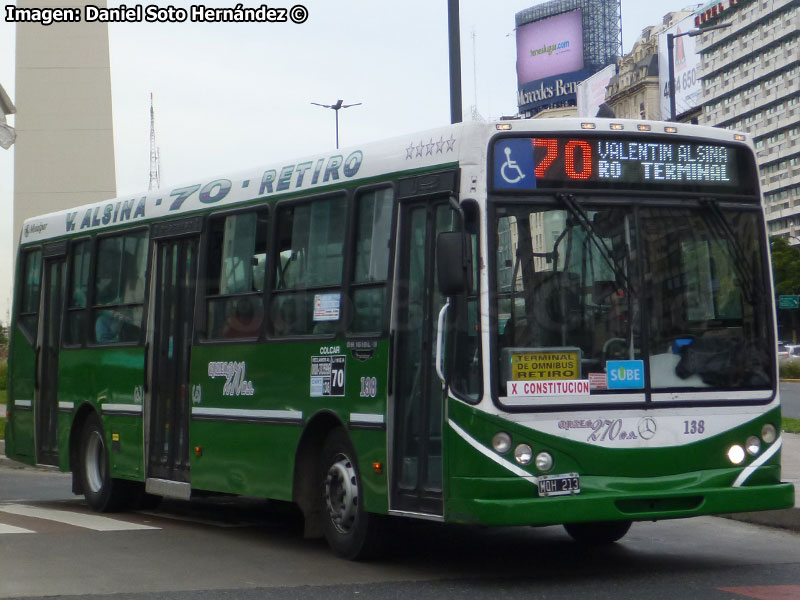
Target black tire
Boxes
[320,428,384,560]
[563,520,632,544]
[79,412,130,512]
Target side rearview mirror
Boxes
[436,231,472,296]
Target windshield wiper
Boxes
[554,192,632,291]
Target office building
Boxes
[696,0,799,237]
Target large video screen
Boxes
[516,10,585,86]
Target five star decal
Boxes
[405,134,456,159]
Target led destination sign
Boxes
[493,136,744,192]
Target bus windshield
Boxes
[494,199,772,404]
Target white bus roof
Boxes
[18,118,751,245]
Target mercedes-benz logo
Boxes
[638,417,657,440]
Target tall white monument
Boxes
[13,0,116,253]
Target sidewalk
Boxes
[0,427,798,531]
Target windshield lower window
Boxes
[494,200,771,405]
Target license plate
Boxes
[537,473,581,497]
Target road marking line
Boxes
[0,523,35,534]
[718,585,800,600]
[0,505,159,531]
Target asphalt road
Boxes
[0,464,798,600]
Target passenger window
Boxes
[17,249,43,342]
[205,211,268,340]
[271,196,346,336]
[64,240,91,346]
[93,231,148,344]
[350,188,394,333]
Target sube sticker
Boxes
[606,360,644,389]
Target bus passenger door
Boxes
[36,248,67,466]
[391,200,455,516]
[146,224,200,490]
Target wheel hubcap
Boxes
[85,430,105,494]
[325,454,358,534]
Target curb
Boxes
[721,507,800,533]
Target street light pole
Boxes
[447,0,462,124]
[667,22,730,121]
[311,99,362,149]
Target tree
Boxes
[0,321,7,361]
[770,237,800,296]
[770,237,800,341]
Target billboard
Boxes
[658,15,702,119]
[576,63,616,117]
[516,10,585,86]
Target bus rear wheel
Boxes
[320,428,384,560]
[79,413,129,512]
[563,520,632,544]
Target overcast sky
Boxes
[0,0,699,323]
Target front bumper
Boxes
[447,473,795,526]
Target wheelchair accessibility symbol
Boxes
[501,146,526,184]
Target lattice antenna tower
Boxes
[470,28,485,122]
[148,92,161,191]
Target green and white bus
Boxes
[6,119,795,558]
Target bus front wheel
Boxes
[563,520,632,544]
[79,413,128,512]
[320,428,383,560]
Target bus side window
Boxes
[17,248,43,343]
[92,231,148,345]
[205,210,268,340]
[350,187,394,334]
[64,240,91,346]
[270,195,346,337]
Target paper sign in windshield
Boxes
[510,351,579,380]
[313,293,341,322]
[507,380,590,397]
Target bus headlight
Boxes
[727,444,746,465]
[746,436,761,456]
[762,423,777,444]
[535,451,553,472]
[514,444,533,465]
[492,432,512,454]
